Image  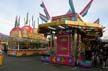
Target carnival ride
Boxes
[38,0,103,67]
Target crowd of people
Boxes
[98,42,108,68]
[85,40,108,68]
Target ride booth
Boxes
[38,14,103,67]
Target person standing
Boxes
[102,44,108,68]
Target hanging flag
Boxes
[39,13,48,22]
[40,2,50,20]
[32,16,34,28]
[69,0,76,21]
[17,16,20,27]
[32,16,36,28]
[24,17,26,25]
[80,0,93,17]
[94,18,99,24]
[14,16,17,28]
[69,0,75,13]
[25,13,29,24]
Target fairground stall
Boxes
[38,16,103,67]
[7,15,48,56]
[0,33,9,53]
[7,37,48,56]
[38,0,103,67]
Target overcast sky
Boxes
[0,0,108,37]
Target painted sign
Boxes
[57,34,71,56]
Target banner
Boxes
[69,0,76,21]
[40,2,50,20]
[80,0,93,17]
[94,18,99,24]
[39,13,48,22]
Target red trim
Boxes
[52,13,76,21]
[80,0,93,16]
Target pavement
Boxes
[0,54,108,71]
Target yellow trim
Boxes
[39,20,103,28]
[65,20,103,28]
[39,20,64,27]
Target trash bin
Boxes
[0,51,3,65]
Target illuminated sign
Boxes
[61,47,68,52]
[29,34,44,39]
[10,30,22,37]
[61,38,67,42]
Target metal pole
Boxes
[18,43,20,50]
[74,30,78,66]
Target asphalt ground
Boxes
[0,54,107,71]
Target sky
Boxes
[0,0,108,37]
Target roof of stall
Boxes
[38,20,103,33]
[0,36,48,44]
[0,33,9,38]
